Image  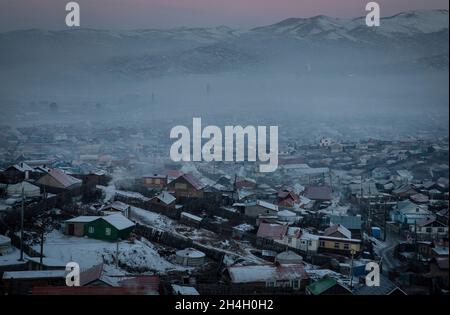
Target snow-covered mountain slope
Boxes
[0,10,447,78]
[250,9,449,41]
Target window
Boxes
[88,226,94,234]
[292,280,300,289]
[308,240,312,246]
[154,179,160,184]
[344,243,350,250]
[334,242,340,249]
[438,228,444,233]
[266,281,275,287]
[320,241,325,247]
[426,228,432,233]
[105,227,111,236]
[175,183,187,190]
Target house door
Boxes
[68,224,75,235]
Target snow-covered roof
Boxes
[276,251,303,261]
[6,181,40,197]
[257,223,288,239]
[180,212,203,222]
[8,163,34,172]
[40,168,82,188]
[324,224,352,239]
[66,216,101,223]
[278,209,296,217]
[228,264,307,283]
[3,270,67,280]
[154,191,176,205]
[102,201,130,212]
[102,213,135,231]
[256,200,279,211]
[172,284,200,295]
[176,248,205,258]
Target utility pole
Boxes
[383,200,387,242]
[19,185,24,261]
[116,239,120,268]
[39,225,44,265]
[350,249,356,290]
[39,187,48,265]
[329,172,333,192]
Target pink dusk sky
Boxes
[0,0,448,31]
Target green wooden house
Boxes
[306,276,353,295]
[84,213,135,241]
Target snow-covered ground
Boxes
[0,247,28,267]
[130,206,175,231]
[32,230,188,274]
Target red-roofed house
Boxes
[257,223,288,240]
[324,224,352,239]
[36,168,82,193]
[278,188,300,208]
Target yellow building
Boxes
[318,236,361,254]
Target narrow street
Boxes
[373,229,403,274]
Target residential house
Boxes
[171,284,200,295]
[277,188,299,208]
[225,264,308,291]
[410,193,429,204]
[410,218,448,240]
[324,224,352,239]
[318,235,361,255]
[245,200,279,218]
[167,173,205,199]
[100,201,131,217]
[304,186,332,202]
[349,181,379,200]
[306,276,352,295]
[257,223,288,240]
[329,215,362,239]
[6,181,40,198]
[390,200,433,225]
[149,191,176,209]
[84,214,135,241]
[2,270,67,295]
[35,168,82,194]
[274,227,320,253]
[392,184,417,199]
[65,216,100,237]
[235,177,256,190]
[0,163,34,184]
[354,274,406,295]
[142,174,168,189]
[180,212,203,227]
[436,209,449,225]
